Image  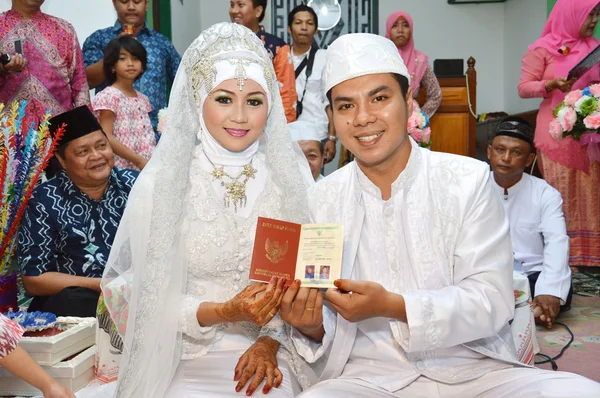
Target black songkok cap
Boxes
[492,117,534,147]
[49,106,103,147]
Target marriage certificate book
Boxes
[250,217,344,288]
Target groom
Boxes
[278,33,600,397]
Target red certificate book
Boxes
[250,217,343,288]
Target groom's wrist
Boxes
[297,324,325,343]
[382,291,407,322]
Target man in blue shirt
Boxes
[82,0,180,132]
[18,106,138,317]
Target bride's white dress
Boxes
[78,22,316,398]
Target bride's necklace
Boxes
[207,157,258,213]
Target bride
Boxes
[78,22,317,397]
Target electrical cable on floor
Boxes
[534,322,574,371]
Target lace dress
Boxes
[163,148,307,397]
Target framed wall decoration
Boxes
[271,0,379,49]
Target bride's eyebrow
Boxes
[245,91,266,97]
[213,89,235,95]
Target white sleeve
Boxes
[180,295,218,341]
[391,172,514,353]
[290,303,337,363]
[535,185,571,304]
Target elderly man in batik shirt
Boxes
[18,106,138,318]
[0,0,90,128]
[83,0,180,132]
[278,33,600,397]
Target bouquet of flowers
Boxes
[0,101,63,273]
[550,84,600,161]
[408,103,431,148]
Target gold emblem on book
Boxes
[265,238,288,264]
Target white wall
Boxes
[170,0,202,54]
[200,0,232,36]
[378,0,506,114]
[0,0,116,45]
[503,0,546,114]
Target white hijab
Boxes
[100,23,313,397]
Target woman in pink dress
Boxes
[0,314,74,397]
[519,0,600,266]
[385,10,441,118]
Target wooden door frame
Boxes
[146,0,172,39]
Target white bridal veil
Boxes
[95,23,315,397]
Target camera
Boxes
[0,53,11,66]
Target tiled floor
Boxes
[535,267,600,382]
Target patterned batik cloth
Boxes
[538,152,600,267]
[0,9,90,127]
[0,313,24,359]
[83,21,181,130]
[17,168,139,278]
[92,86,156,170]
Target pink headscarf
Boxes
[529,0,600,106]
[385,11,428,94]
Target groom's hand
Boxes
[324,279,406,323]
[280,280,325,342]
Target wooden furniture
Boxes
[417,57,477,157]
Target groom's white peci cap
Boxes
[322,33,411,96]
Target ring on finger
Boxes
[305,307,314,311]
[268,311,275,317]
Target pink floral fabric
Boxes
[92,86,156,171]
[0,9,90,127]
[0,313,24,359]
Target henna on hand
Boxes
[218,278,286,326]
[234,337,282,396]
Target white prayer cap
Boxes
[288,120,322,142]
[322,33,411,96]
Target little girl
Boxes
[92,36,155,171]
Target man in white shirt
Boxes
[279,33,600,397]
[488,117,572,329]
[288,4,337,164]
[289,120,325,182]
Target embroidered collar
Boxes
[354,138,421,200]
[491,171,526,200]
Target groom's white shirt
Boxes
[291,139,523,390]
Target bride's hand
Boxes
[217,277,286,326]
[234,336,282,396]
